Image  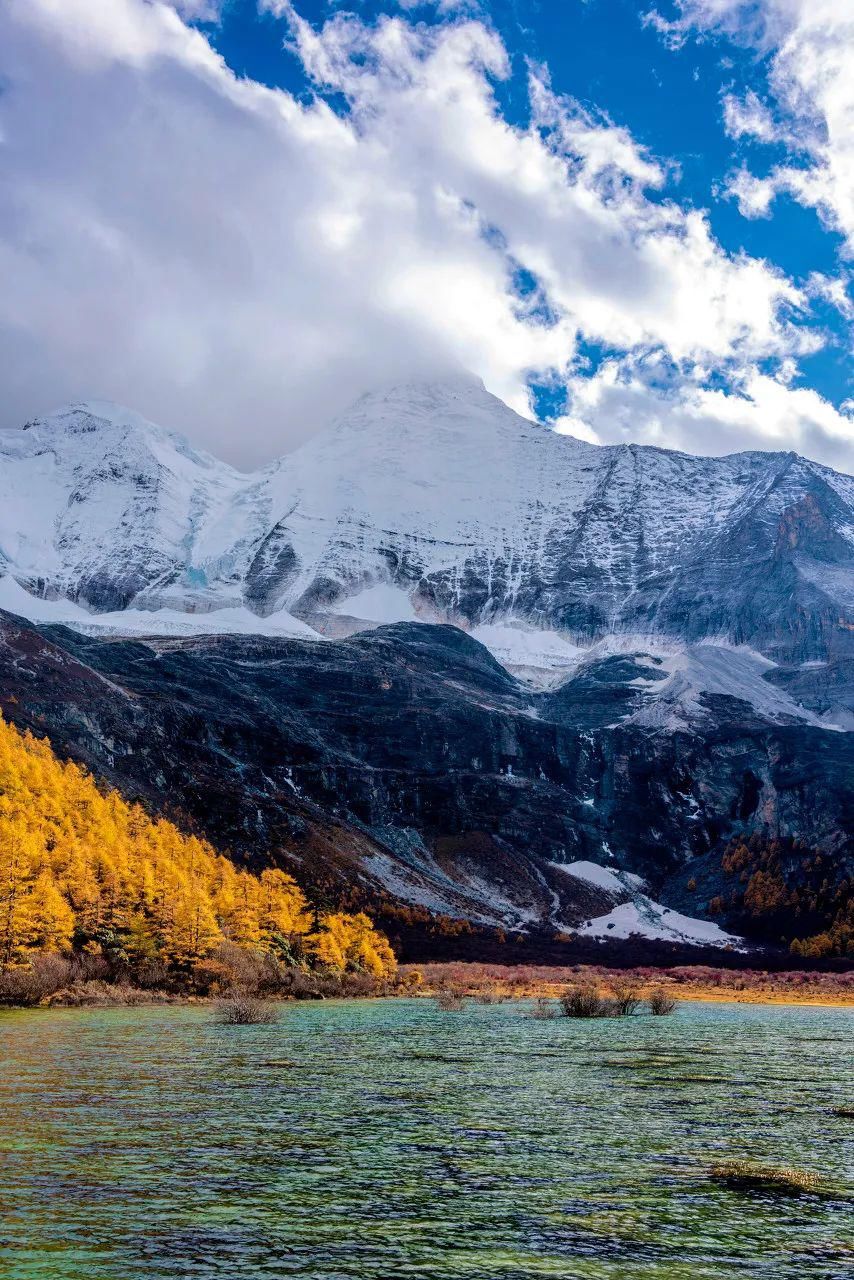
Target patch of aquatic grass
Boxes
[709,1159,821,1194]
[667,1074,729,1084]
[434,989,465,1012]
[602,1056,710,1077]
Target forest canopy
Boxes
[0,716,395,977]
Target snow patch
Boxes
[552,856,744,950]
[559,859,645,894]
[332,582,418,624]
[576,900,743,949]
[0,575,323,641]
[469,622,584,686]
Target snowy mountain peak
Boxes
[315,371,555,455]
[20,401,172,453]
[0,380,851,691]
[17,400,235,475]
[34,399,163,433]
[351,370,490,405]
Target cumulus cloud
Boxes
[722,89,788,146]
[555,358,854,470]
[0,0,847,466]
[651,1,854,255]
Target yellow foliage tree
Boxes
[0,716,395,976]
[308,911,397,977]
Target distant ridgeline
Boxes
[0,717,395,976]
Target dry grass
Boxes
[400,962,854,1008]
[709,1160,821,1194]
[472,983,506,1005]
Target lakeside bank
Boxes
[402,961,854,1009]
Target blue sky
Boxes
[209,0,851,402]
[0,0,851,466]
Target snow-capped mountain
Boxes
[1,379,852,691]
[0,383,851,947]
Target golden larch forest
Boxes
[0,716,395,976]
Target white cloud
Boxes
[170,0,224,20]
[654,1,854,254]
[0,0,845,466]
[807,272,854,323]
[555,357,854,469]
[722,89,787,145]
[725,165,777,219]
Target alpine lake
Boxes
[0,997,851,1279]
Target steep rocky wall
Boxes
[0,612,850,946]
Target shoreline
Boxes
[647,988,854,1009]
[2,978,852,1013]
[402,962,854,1010]
[411,984,854,1010]
[2,992,851,1012]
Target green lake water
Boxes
[0,998,851,1279]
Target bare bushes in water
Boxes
[529,996,558,1019]
[434,988,465,1012]
[611,981,643,1016]
[214,991,280,1025]
[560,983,614,1018]
[648,987,678,1015]
[559,982,679,1018]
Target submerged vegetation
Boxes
[708,1160,822,1195]
[0,717,395,1003]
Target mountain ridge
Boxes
[0,383,851,953]
[1,383,852,687]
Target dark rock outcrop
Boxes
[1,610,850,948]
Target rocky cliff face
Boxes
[0,611,849,951]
